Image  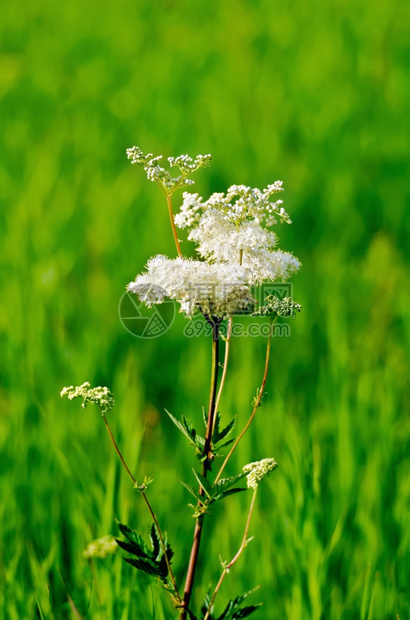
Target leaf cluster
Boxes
[181,470,246,518]
[187,589,262,620]
[166,410,236,464]
[116,522,175,593]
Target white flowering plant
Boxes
[61,146,301,619]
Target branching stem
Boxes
[179,322,221,619]
[214,320,275,486]
[102,415,181,603]
[203,488,258,620]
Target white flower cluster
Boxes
[174,184,300,284]
[83,535,118,559]
[60,382,115,416]
[168,153,212,175]
[126,146,211,196]
[175,183,288,229]
[127,255,256,319]
[126,147,301,318]
[242,458,278,489]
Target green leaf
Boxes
[232,605,262,618]
[165,409,192,442]
[200,591,213,617]
[123,556,159,577]
[149,523,160,561]
[117,521,175,586]
[192,470,213,499]
[215,472,247,494]
[213,415,236,444]
[180,480,203,503]
[115,538,151,559]
[165,541,174,564]
[165,410,205,452]
[214,438,235,452]
[202,406,208,428]
[116,523,150,557]
[217,589,261,620]
[158,552,168,580]
[217,487,247,502]
[182,415,197,442]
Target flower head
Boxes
[60,382,114,416]
[127,255,256,319]
[175,183,289,229]
[126,146,211,196]
[253,295,302,319]
[83,535,118,559]
[175,184,301,284]
[242,458,278,489]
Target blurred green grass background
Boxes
[1,0,409,618]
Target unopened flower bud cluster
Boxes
[253,296,302,319]
[60,382,115,415]
[126,146,211,196]
[83,535,118,559]
[242,458,278,489]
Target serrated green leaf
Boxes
[212,487,247,503]
[182,415,196,441]
[215,472,247,494]
[166,410,205,451]
[117,523,150,557]
[232,605,262,619]
[149,523,160,561]
[212,411,222,438]
[218,599,234,620]
[157,553,169,580]
[214,438,236,452]
[202,406,208,428]
[222,487,247,498]
[217,589,261,620]
[165,409,192,442]
[123,556,159,577]
[165,541,174,564]
[213,415,236,444]
[192,469,213,499]
[115,538,151,559]
[200,591,213,617]
[180,480,204,503]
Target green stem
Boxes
[212,317,233,434]
[214,320,274,486]
[179,321,221,619]
[203,488,257,620]
[102,415,181,603]
[166,194,183,258]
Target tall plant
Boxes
[61,147,301,619]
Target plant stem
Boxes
[102,415,181,603]
[179,322,221,619]
[166,194,183,258]
[212,317,233,434]
[214,320,274,486]
[203,488,257,620]
[103,416,137,484]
